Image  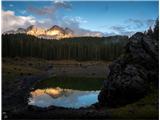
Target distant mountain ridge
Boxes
[3,25,75,39]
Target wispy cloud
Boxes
[110,25,135,36]
[99,18,156,36]
[110,26,126,33]
[28,1,71,16]
[20,10,27,14]
[126,18,155,29]
[2,9,102,37]
[27,1,102,37]
[9,4,14,7]
[61,16,102,37]
[63,16,87,24]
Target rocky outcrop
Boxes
[98,32,159,107]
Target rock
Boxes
[98,32,158,107]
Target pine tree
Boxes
[153,18,159,40]
[147,26,153,37]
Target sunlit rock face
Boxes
[3,25,102,39]
[26,25,46,36]
[46,30,64,36]
[46,25,65,36]
[26,25,75,39]
[45,25,65,39]
[29,87,100,108]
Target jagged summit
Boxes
[3,25,75,39]
[48,25,63,31]
[26,25,45,36]
[17,28,26,33]
[46,25,66,37]
[26,25,36,30]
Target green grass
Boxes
[3,64,41,76]
[108,89,158,119]
[34,76,105,90]
[2,57,46,77]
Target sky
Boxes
[2,0,159,36]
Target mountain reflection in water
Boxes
[28,87,100,108]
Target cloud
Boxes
[62,16,87,27]
[103,32,117,36]
[28,6,54,16]
[35,18,55,28]
[72,16,88,23]
[2,10,36,32]
[75,28,103,37]
[26,0,102,37]
[9,4,14,7]
[20,10,27,14]
[127,19,143,28]
[146,19,155,27]
[27,0,102,37]
[28,1,71,16]
[110,25,135,36]
[2,9,102,37]
[3,7,155,37]
[103,18,156,36]
[54,1,72,9]
[110,26,126,33]
[126,18,155,29]
[61,16,103,37]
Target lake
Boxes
[29,87,100,108]
[28,77,104,108]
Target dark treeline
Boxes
[144,18,159,41]
[2,34,128,61]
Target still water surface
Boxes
[29,87,100,108]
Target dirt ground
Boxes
[2,57,110,78]
[46,60,110,78]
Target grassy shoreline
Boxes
[34,76,105,90]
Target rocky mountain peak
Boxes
[26,25,46,36]
[48,25,63,31]
[3,25,75,39]
[26,25,37,31]
[17,28,26,33]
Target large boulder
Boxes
[98,32,158,107]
